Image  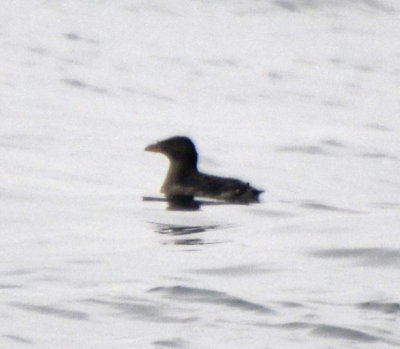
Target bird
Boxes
[145,136,263,204]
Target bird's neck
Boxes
[166,159,197,180]
[162,158,196,191]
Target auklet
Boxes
[145,136,263,204]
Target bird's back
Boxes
[183,171,262,203]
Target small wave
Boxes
[82,298,197,323]
[277,145,329,155]
[61,78,109,95]
[0,284,22,289]
[62,32,99,45]
[272,0,396,13]
[189,264,276,276]
[358,152,397,160]
[255,320,394,345]
[8,302,89,320]
[3,334,34,345]
[309,248,400,267]
[311,324,378,342]
[246,208,293,217]
[299,201,362,214]
[152,338,187,348]
[149,285,275,314]
[255,320,312,330]
[371,202,400,209]
[358,301,400,314]
[320,139,346,148]
[365,123,392,132]
[277,301,305,309]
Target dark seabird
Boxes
[145,136,263,205]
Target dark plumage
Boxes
[145,136,263,204]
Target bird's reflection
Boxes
[149,222,224,246]
[166,195,201,211]
[143,195,244,211]
[152,222,221,235]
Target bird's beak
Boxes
[145,142,162,152]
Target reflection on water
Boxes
[143,196,202,211]
[151,222,221,235]
[149,222,226,246]
[166,196,202,211]
[143,196,248,211]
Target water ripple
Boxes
[188,264,276,276]
[149,285,275,314]
[82,298,197,323]
[299,201,362,214]
[150,222,228,246]
[310,324,378,342]
[3,334,34,345]
[309,248,400,267]
[8,302,89,320]
[152,338,188,348]
[358,301,400,314]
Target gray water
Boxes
[1,0,400,348]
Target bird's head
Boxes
[145,136,198,168]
